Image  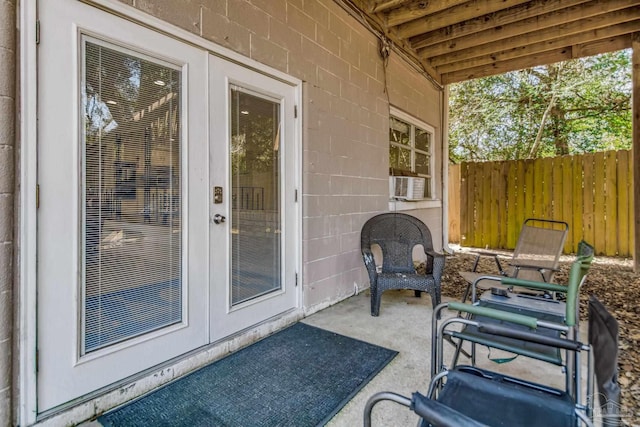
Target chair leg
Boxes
[461,283,471,303]
[429,289,441,320]
[371,287,382,317]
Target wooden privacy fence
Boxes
[448,150,634,257]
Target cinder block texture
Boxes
[135,0,202,34]
[0,48,15,98]
[0,1,16,50]
[0,146,14,194]
[0,96,14,146]
[0,242,11,294]
[0,385,10,427]
[0,194,13,242]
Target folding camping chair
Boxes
[363,296,620,427]
[442,241,594,397]
[459,218,569,302]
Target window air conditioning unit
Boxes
[389,176,425,201]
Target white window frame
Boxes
[388,107,435,201]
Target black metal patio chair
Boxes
[360,213,445,316]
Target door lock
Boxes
[213,214,226,224]
[213,186,223,204]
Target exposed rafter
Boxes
[345,0,640,83]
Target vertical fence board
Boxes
[489,161,501,248]
[506,160,519,248]
[605,151,618,255]
[593,152,606,254]
[582,154,595,250]
[514,160,526,246]
[556,156,582,253]
[477,162,487,247]
[552,157,563,224]
[541,157,554,219]
[523,159,535,220]
[459,163,469,246]
[469,162,480,247]
[571,155,584,254]
[465,163,474,247]
[629,149,635,257]
[448,164,461,243]
[617,151,630,256]
[497,161,508,248]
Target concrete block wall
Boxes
[0,0,15,425]
[119,0,444,311]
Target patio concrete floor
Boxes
[82,289,591,426]
[309,290,589,427]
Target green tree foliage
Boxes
[448,50,632,163]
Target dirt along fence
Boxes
[448,149,633,257]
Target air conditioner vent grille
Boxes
[389,176,425,201]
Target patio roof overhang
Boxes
[342,0,640,272]
[344,0,640,85]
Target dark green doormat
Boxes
[99,322,398,426]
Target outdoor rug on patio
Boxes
[98,322,398,427]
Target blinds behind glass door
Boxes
[81,37,183,354]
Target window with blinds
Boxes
[81,37,183,354]
[230,88,282,306]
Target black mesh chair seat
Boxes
[433,366,577,427]
[361,213,445,316]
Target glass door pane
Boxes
[82,38,183,353]
[229,88,281,306]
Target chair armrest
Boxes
[361,250,378,286]
[468,251,506,274]
[477,323,584,351]
[411,392,488,427]
[425,250,445,285]
[447,302,539,329]
[509,262,559,273]
[473,250,501,257]
[500,277,567,294]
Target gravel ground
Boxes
[441,247,640,425]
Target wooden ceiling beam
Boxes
[371,0,406,14]
[386,0,470,27]
[441,48,573,84]
[395,0,531,39]
[409,0,590,50]
[428,7,640,67]
[572,33,633,58]
[436,21,640,74]
[420,1,639,58]
[441,34,634,84]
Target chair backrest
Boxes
[588,295,620,427]
[360,213,434,274]
[564,240,594,327]
[512,218,569,282]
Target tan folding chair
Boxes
[459,218,569,302]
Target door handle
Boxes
[213,214,226,224]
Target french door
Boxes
[208,57,298,341]
[36,0,298,413]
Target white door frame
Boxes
[36,1,213,411]
[19,0,302,423]
[209,57,299,342]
